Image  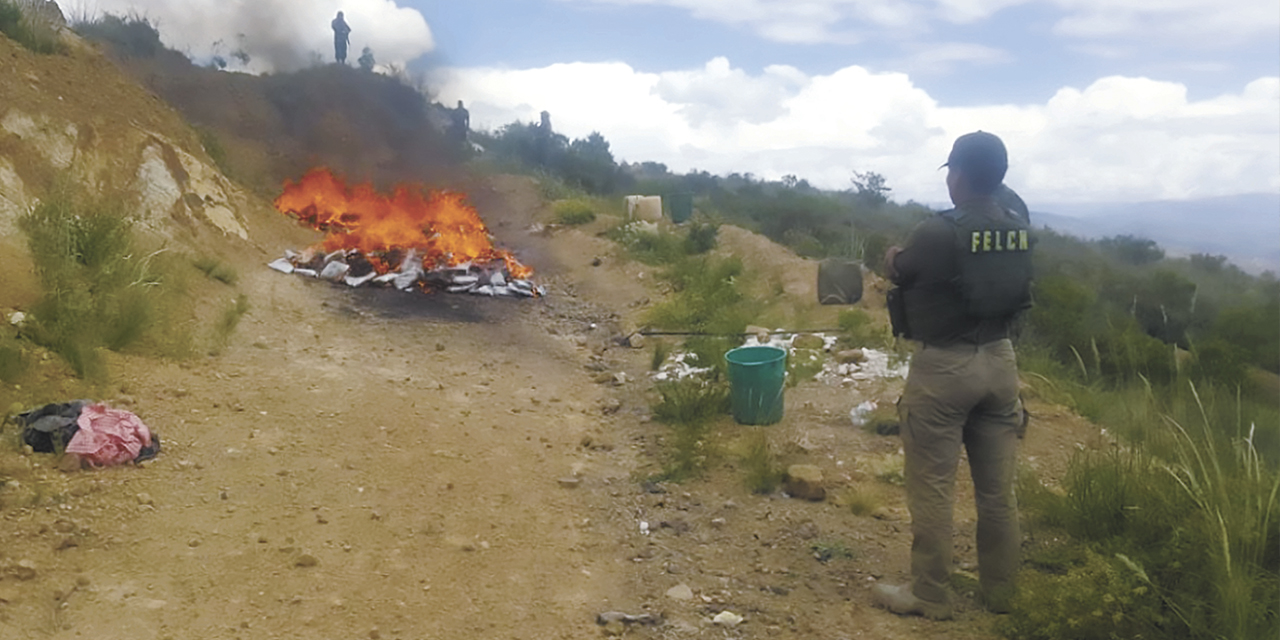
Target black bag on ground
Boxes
[17,400,91,453]
[817,259,863,305]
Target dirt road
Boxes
[0,177,1096,640]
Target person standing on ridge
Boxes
[332,11,352,64]
[874,131,1033,620]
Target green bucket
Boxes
[725,346,787,425]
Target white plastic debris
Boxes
[712,611,744,627]
[344,272,378,288]
[294,268,318,278]
[319,261,350,281]
[490,271,506,287]
[7,311,25,327]
[850,400,878,427]
[393,250,424,291]
[639,521,650,535]
[267,258,295,274]
[451,274,480,286]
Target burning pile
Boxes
[268,168,543,297]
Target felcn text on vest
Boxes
[970,229,1030,254]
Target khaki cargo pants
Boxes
[898,339,1021,607]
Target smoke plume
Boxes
[58,0,435,72]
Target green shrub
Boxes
[552,199,596,226]
[998,550,1167,640]
[651,378,729,482]
[1012,386,1280,640]
[650,340,671,371]
[19,184,190,377]
[73,13,163,58]
[646,256,752,336]
[740,429,782,494]
[0,0,62,54]
[837,308,887,349]
[787,348,824,387]
[810,539,855,563]
[683,222,718,254]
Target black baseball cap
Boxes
[942,131,1008,190]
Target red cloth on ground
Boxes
[66,403,153,467]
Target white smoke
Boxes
[57,0,435,72]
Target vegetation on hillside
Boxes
[42,14,1280,635]
[0,0,63,53]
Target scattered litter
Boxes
[15,401,160,467]
[712,611,744,627]
[639,521,650,535]
[652,352,713,382]
[596,611,660,626]
[269,246,545,298]
[849,401,879,427]
[7,311,26,327]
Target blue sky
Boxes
[71,0,1280,205]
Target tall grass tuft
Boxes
[651,379,729,481]
[740,429,782,493]
[19,184,190,377]
[1010,381,1280,640]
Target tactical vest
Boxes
[941,206,1033,319]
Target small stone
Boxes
[710,517,726,529]
[188,538,201,548]
[712,611,744,627]
[136,493,154,506]
[784,465,826,501]
[626,333,646,349]
[13,560,37,581]
[600,399,622,415]
[558,477,582,489]
[601,620,626,636]
[369,627,381,639]
[793,334,825,350]
[665,584,694,601]
[294,553,319,568]
[836,349,866,364]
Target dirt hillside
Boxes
[0,25,1103,640]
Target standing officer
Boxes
[332,11,352,64]
[873,131,1032,619]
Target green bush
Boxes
[646,256,752,337]
[1012,385,1280,640]
[998,550,1167,640]
[651,379,729,482]
[740,429,782,494]
[683,222,718,254]
[73,13,164,58]
[0,0,62,54]
[552,199,596,226]
[19,184,190,377]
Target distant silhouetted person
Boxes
[358,46,375,72]
[535,110,553,166]
[332,11,352,64]
[449,100,470,144]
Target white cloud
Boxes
[58,0,434,72]
[561,0,1280,46]
[438,58,1280,204]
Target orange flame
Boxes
[274,168,533,280]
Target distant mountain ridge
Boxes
[1030,193,1280,275]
